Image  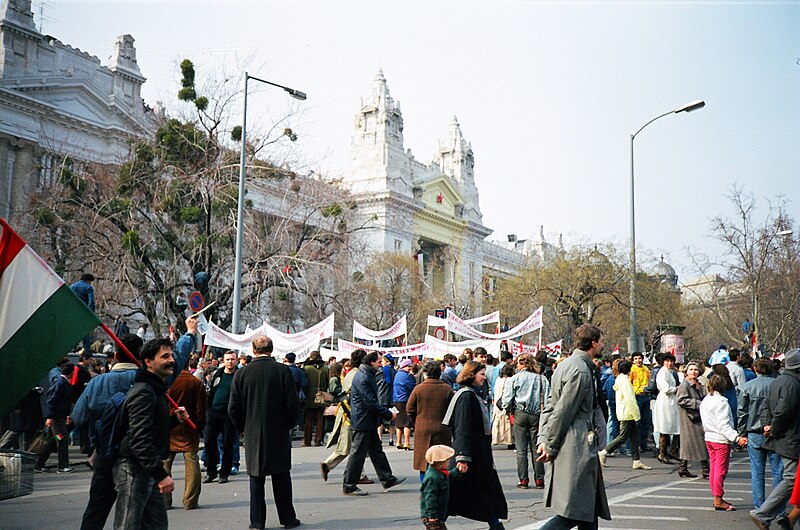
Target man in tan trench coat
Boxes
[536,323,611,529]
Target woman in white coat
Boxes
[653,353,680,464]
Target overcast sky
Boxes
[38,0,800,282]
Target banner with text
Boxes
[423,334,502,358]
[337,338,432,359]
[427,310,500,328]
[446,307,542,341]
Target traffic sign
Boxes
[188,291,205,312]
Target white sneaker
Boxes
[598,450,608,467]
[632,460,652,470]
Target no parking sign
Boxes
[189,291,205,312]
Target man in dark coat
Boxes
[342,350,406,496]
[228,336,301,530]
[34,363,74,473]
[750,348,800,530]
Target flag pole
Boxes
[100,322,197,431]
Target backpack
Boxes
[94,391,128,461]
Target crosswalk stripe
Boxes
[644,494,743,501]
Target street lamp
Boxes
[232,73,306,333]
[628,99,705,354]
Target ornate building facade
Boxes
[0,0,155,221]
[344,70,526,314]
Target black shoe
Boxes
[383,476,406,490]
[203,476,216,484]
[283,519,301,529]
[219,477,229,484]
[776,515,792,530]
[343,487,368,496]
[320,462,330,482]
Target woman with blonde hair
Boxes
[675,361,709,478]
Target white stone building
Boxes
[343,70,528,314]
[0,0,155,221]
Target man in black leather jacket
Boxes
[113,338,188,530]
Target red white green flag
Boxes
[0,219,101,417]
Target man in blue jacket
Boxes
[342,350,406,496]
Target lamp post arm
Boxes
[632,110,673,141]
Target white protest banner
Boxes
[427,310,500,328]
[195,313,210,335]
[508,339,538,355]
[423,334,502,358]
[352,316,407,341]
[203,321,265,351]
[262,314,335,348]
[543,339,563,357]
[446,306,543,341]
[337,339,433,359]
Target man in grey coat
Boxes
[228,336,301,530]
[750,348,800,530]
[537,323,611,530]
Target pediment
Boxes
[13,82,142,131]
[418,174,465,217]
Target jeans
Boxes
[513,410,544,482]
[112,458,168,530]
[706,441,731,497]
[163,450,201,509]
[747,433,784,510]
[343,429,394,490]
[205,410,236,479]
[540,514,598,530]
[80,453,117,530]
[201,428,240,467]
[753,456,797,524]
[249,471,297,529]
[605,420,639,460]
[635,394,651,450]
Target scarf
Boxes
[441,386,491,436]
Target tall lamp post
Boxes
[232,73,306,333]
[628,99,705,354]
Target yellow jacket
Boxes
[629,364,650,395]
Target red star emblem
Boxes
[436,193,443,204]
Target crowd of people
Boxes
[3,317,800,530]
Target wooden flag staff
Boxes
[100,322,197,431]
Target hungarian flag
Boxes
[0,219,100,417]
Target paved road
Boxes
[1,442,770,529]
